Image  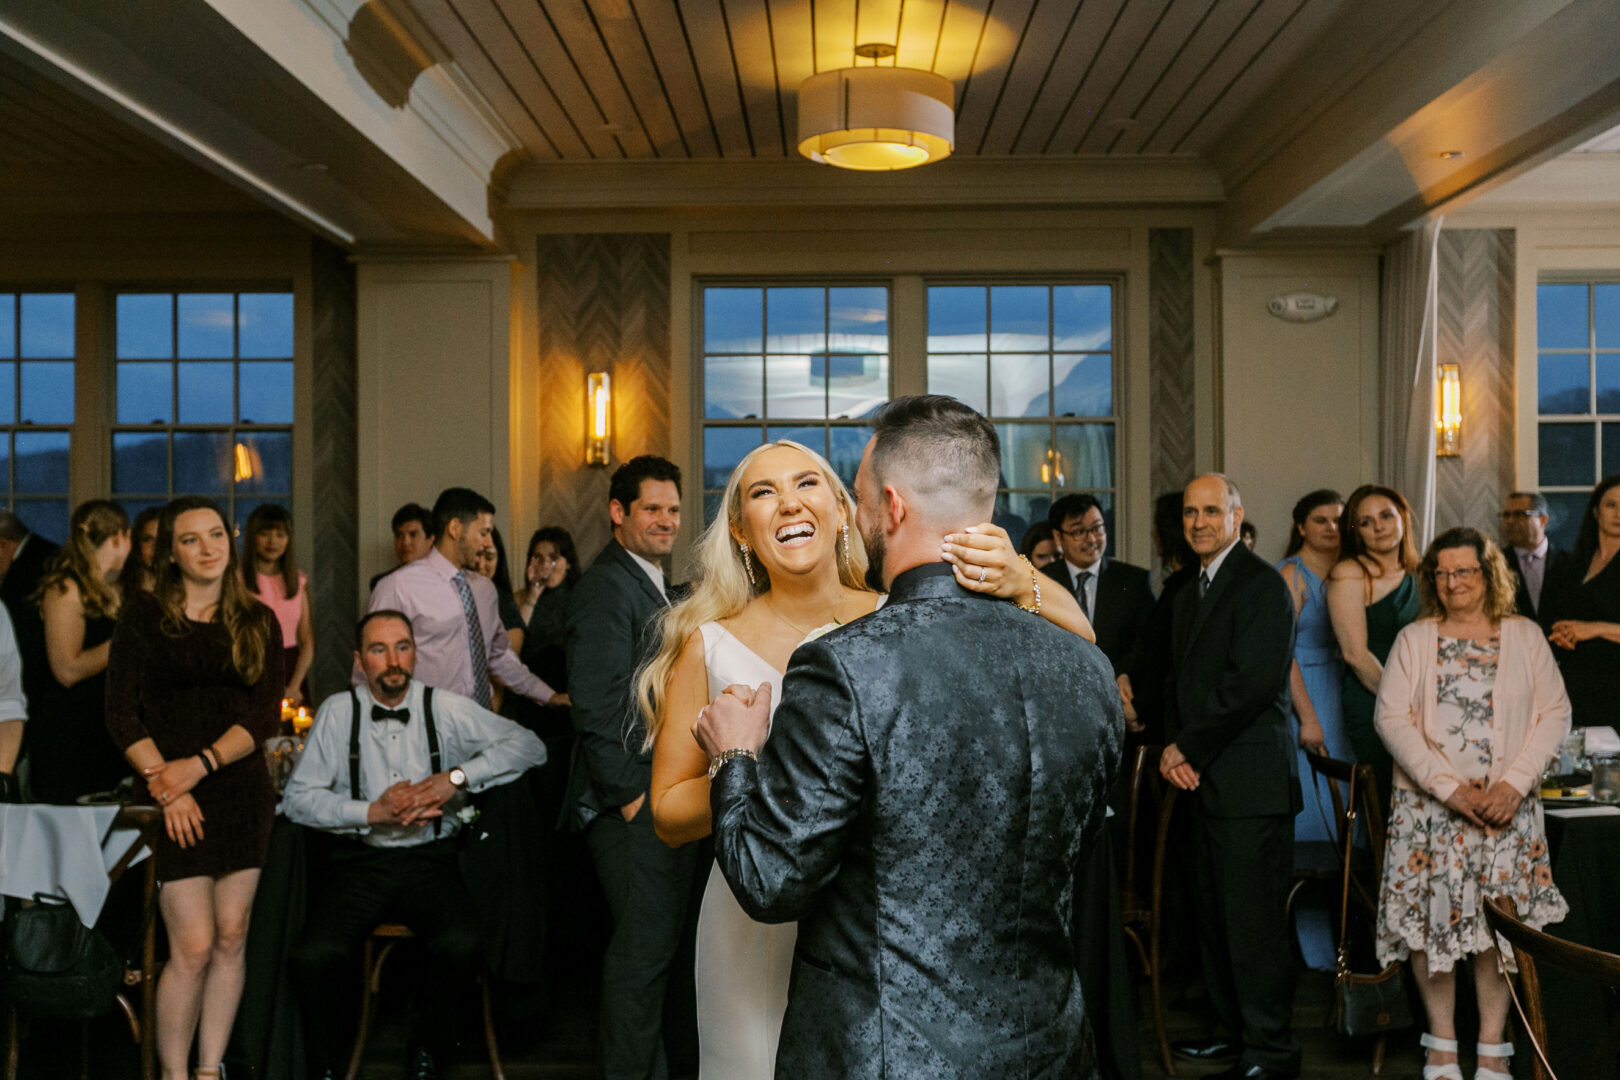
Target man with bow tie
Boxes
[284,609,545,1080]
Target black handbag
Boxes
[1328,767,1413,1038]
[4,894,124,1019]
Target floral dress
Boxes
[1375,634,1568,973]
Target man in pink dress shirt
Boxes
[368,488,566,709]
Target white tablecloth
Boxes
[0,804,149,925]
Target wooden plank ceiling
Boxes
[409,0,1348,162]
[0,59,174,167]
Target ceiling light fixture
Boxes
[797,43,954,171]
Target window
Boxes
[700,285,890,522]
[926,283,1116,539]
[111,292,294,525]
[1535,281,1620,549]
[0,293,75,543]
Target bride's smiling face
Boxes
[734,445,845,583]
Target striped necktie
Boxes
[450,571,492,708]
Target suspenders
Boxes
[348,687,442,834]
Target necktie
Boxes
[1199,570,1211,599]
[1075,570,1092,619]
[451,571,492,708]
[371,705,410,723]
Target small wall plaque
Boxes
[1267,291,1339,323]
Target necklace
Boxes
[763,597,838,638]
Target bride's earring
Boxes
[840,522,851,564]
[739,542,755,586]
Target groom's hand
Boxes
[693,683,772,759]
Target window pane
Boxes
[765,288,823,354]
[1598,354,1620,414]
[996,492,1049,544]
[1598,285,1620,349]
[238,293,294,358]
[705,289,763,353]
[14,431,69,493]
[1545,491,1590,553]
[828,287,887,354]
[0,363,13,424]
[765,427,825,458]
[19,294,74,359]
[765,355,826,419]
[173,431,232,494]
[995,423,1050,490]
[1539,353,1590,414]
[1054,423,1116,491]
[1054,286,1111,351]
[235,432,291,494]
[116,498,169,525]
[1539,423,1595,487]
[928,354,987,414]
[1538,284,1589,349]
[0,295,14,358]
[177,362,234,423]
[13,500,68,545]
[117,294,172,359]
[232,498,288,532]
[113,433,169,493]
[990,354,1048,417]
[178,294,235,358]
[118,362,174,424]
[703,426,762,489]
[1053,355,1112,417]
[827,354,888,419]
[19,362,73,424]
[704,355,763,419]
[990,286,1049,351]
[239,362,294,423]
[1603,422,1620,481]
[928,286,986,352]
[827,426,868,489]
[0,437,9,489]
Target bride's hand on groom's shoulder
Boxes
[942,524,1023,598]
[693,683,772,759]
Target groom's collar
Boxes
[886,562,977,605]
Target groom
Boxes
[695,395,1124,1077]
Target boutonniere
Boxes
[800,620,841,646]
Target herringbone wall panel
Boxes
[1149,228,1196,501]
[1434,229,1516,536]
[310,238,358,699]
[535,234,672,566]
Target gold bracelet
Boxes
[1015,554,1041,615]
[707,747,758,780]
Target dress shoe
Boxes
[1171,1037,1240,1062]
[1206,1064,1300,1080]
[407,1047,439,1080]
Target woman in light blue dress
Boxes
[1277,488,1348,970]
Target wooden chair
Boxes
[1483,895,1620,1080]
[1117,744,1179,1075]
[345,923,504,1080]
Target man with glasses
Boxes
[1041,493,1154,674]
[1499,491,1570,624]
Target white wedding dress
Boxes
[694,620,797,1079]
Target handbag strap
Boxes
[1495,950,1559,1080]
[1334,765,1359,978]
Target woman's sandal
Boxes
[1420,1033,1464,1080]
[1475,1041,1513,1080]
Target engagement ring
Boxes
[978,567,987,583]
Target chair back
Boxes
[1120,743,1157,914]
[1304,752,1386,913]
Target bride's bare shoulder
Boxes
[841,589,882,620]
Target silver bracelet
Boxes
[708,747,758,780]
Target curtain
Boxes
[1379,216,1444,548]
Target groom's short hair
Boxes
[870,395,1000,523]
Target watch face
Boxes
[450,767,466,787]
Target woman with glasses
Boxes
[1327,484,1421,804]
[1543,475,1620,727]
[1374,527,1568,1080]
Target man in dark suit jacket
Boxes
[1162,474,1302,1080]
[0,512,59,745]
[1500,491,1571,625]
[697,397,1125,1078]
[563,456,698,1080]
[1041,493,1154,674]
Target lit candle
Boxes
[293,707,312,735]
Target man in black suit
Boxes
[697,396,1124,1077]
[1041,493,1154,675]
[563,456,697,1080]
[1499,491,1570,625]
[1162,473,1302,1080]
[0,511,59,749]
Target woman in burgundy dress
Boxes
[106,496,283,1080]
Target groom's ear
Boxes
[884,485,906,530]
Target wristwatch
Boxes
[708,747,758,780]
[448,766,467,789]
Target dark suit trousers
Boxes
[1189,808,1301,1073]
[585,803,700,1080]
[290,838,483,1069]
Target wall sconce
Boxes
[585,371,612,466]
[1436,363,1462,457]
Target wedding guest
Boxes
[1276,488,1346,972]
[0,607,26,803]
[1241,520,1258,550]
[105,496,283,1080]
[242,504,314,706]
[125,505,163,593]
[1374,527,1570,1080]
[284,610,545,1080]
[1164,474,1301,1080]
[1327,484,1421,802]
[1545,474,1620,728]
[1499,491,1570,624]
[0,511,60,723]
[368,488,562,710]
[473,527,524,712]
[516,527,579,700]
[1041,493,1153,674]
[29,500,131,803]
[369,502,436,592]
[1120,491,1200,738]
[1018,522,1060,570]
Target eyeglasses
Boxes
[1059,524,1106,539]
[1433,566,1482,584]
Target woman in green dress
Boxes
[1327,484,1421,804]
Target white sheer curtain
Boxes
[1379,216,1444,548]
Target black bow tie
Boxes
[371,705,410,723]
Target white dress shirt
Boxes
[283,679,546,848]
[1513,537,1550,611]
[367,548,556,702]
[626,548,669,603]
[1065,557,1101,616]
[0,605,26,722]
[1199,536,1242,590]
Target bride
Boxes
[637,438,1094,1078]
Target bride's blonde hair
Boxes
[634,439,870,750]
